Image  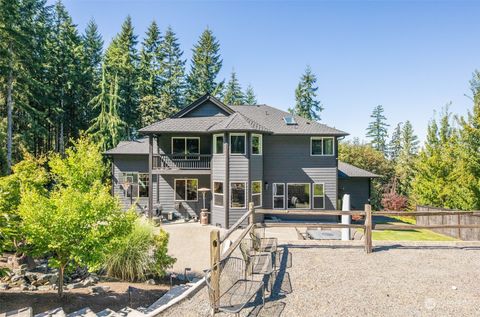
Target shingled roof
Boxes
[104,137,155,155]
[338,161,380,178]
[207,112,271,133]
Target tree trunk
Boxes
[58,263,66,297]
[6,46,14,174]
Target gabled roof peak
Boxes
[172,94,234,118]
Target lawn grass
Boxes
[364,215,458,241]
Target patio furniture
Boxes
[249,228,278,253]
[205,257,265,316]
[240,240,274,291]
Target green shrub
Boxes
[104,220,175,282]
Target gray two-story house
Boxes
[105,94,378,228]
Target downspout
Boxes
[224,132,229,228]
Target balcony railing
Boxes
[153,154,212,170]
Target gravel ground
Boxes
[158,242,480,317]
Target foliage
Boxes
[388,122,403,161]
[244,85,257,105]
[366,105,389,154]
[104,220,175,282]
[223,71,244,105]
[186,28,224,102]
[394,120,419,196]
[381,192,408,211]
[18,136,135,296]
[138,21,162,98]
[290,66,323,121]
[339,140,394,209]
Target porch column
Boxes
[148,134,153,218]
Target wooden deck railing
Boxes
[152,154,211,170]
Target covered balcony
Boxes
[152,154,212,174]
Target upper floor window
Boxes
[230,133,246,155]
[311,137,334,156]
[213,134,224,154]
[251,134,262,155]
[172,137,200,157]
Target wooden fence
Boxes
[415,205,480,240]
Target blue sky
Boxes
[54,0,480,143]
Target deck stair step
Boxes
[144,284,190,313]
[115,308,144,317]
[0,307,33,317]
[34,308,65,317]
[95,309,117,317]
[66,308,96,317]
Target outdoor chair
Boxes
[205,257,265,316]
[240,240,274,290]
[249,227,278,253]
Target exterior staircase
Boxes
[0,282,203,317]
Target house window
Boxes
[174,179,198,201]
[273,183,285,209]
[213,134,224,154]
[230,134,246,155]
[231,182,246,208]
[213,181,224,207]
[251,134,262,155]
[172,137,200,158]
[251,181,262,207]
[313,183,325,209]
[121,173,149,198]
[287,183,310,209]
[311,137,334,156]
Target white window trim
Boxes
[310,137,335,156]
[171,137,201,157]
[121,172,148,198]
[312,183,326,210]
[230,181,247,209]
[229,133,246,155]
[272,183,285,210]
[251,180,262,207]
[174,178,199,202]
[213,134,224,155]
[286,183,311,209]
[212,181,224,207]
[138,173,149,198]
[251,134,263,155]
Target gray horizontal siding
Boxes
[184,101,229,117]
[339,178,370,210]
[211,154,226,227]
[228,154,249,227]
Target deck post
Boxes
[148,135,153,219]
[210,229,221,313]
[364,204,373,253]
[249,202,255,225]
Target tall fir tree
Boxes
[158,26,186,112]
[389,122,402,161]
[104,16,139,138]
[290,66,323,121]
[244,84,257,105]
[395,120,419,196]
[138,21,162,98]
[223,70,244,105]
[81,18,104,126]
[185,28,223,103]
[366,105,389,154]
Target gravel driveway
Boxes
[159,241,480,316]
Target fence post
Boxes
[210,229,220,313]
[249,202,255,226]
[364,204,373,254]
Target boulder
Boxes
[37,285,52,291]
[12,267,26,276]
[0,283,9,290]
[82,276,97,287]
[90,285,111,294]
[11,275,23,283]
[66,282,83,289]
[28,285,37,291]
[20,284,29,291]
[146,279,156,285]
[25,272,38,283]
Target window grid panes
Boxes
[174,179,198,201]
[313,183,325,209]
[171,137,200,159]
[273,183,285,209]
[213,135,224,154]
[251,181,262,207]
[213,181,224,207]
[287,183,310,209]
[251,134,262,155]
[311,137,334,156]
[231,182,246,208]
[230,134,246,155]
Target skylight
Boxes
[283,116,297,125]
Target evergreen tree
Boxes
[185,28,223,103]
[81,19,104,125]
[389,122,402,161]
[158,26,186,112]
[88,68,125,151]
[244,84,257,105]
[223,70,244,105]
[366,105,389,154]
[290,66,323,121]
[395,120,419,196]
[138,21,162,98]
[104,16,139,138]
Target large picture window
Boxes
[251,134,262,155]
[172,137,200,158]
[231,182,246,208]
[121,172,149,198]
[311,137,334,156]
[230,134,246,155]
[313,183,325,209]
[287,183,310,209]
[213,181,224,207]
[174,179,198,201]
[213,134,224,154]
[273,183,285,209]
[251,181,262,207]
